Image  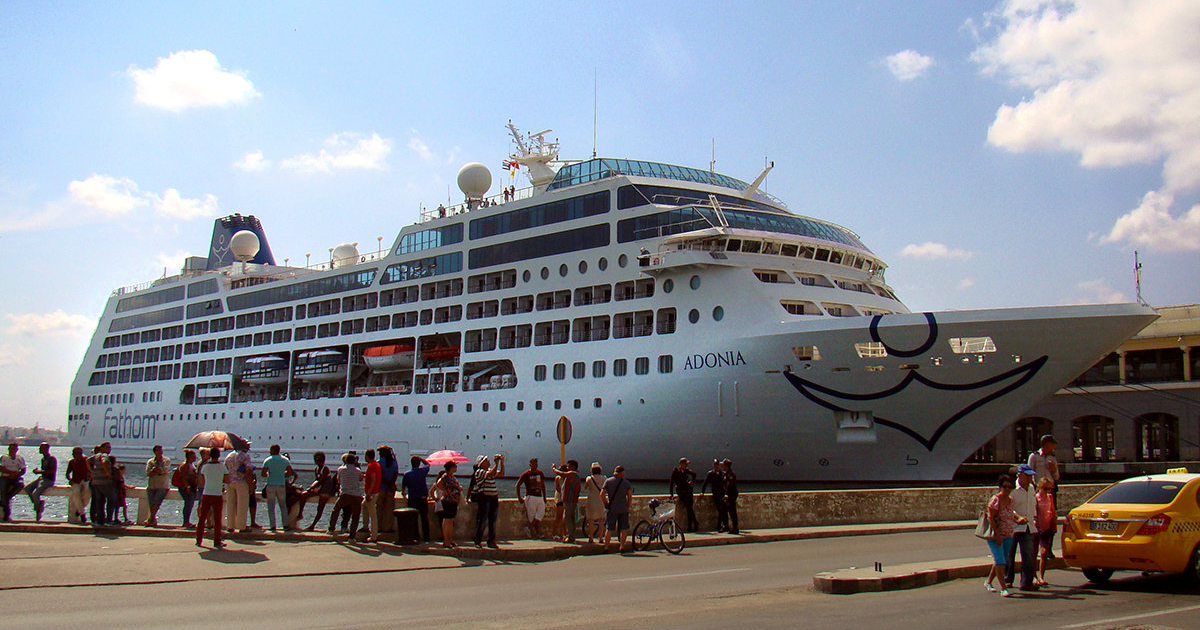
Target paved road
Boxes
[1,529,1196,629]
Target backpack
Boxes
[171,465,186,490]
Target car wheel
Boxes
[1082,567,1114,584]
[1186,545,1200,583]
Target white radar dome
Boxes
[333,243,359,267]
[457,162,492,200]
[230,230,260,262]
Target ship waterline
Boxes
[66,125,1157,480]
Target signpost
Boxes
[557,415,572,466]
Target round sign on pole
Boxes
[557,415,572,445]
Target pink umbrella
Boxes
[425,449,469,466]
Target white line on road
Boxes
[1060,603,1200,629]
[612,568,752,582]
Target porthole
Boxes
[598,257,608,271]
[618,253,628,268]
[523,269,532,283]
[690,275,701,290]
[688,309,700,324]
[578,260,588,274]
[663,279,674,293]
[541,267,550,280]
[713,305,724,321]
[559,263,568,277]
[447,404,454,412]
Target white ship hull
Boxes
[64,142,1157,481]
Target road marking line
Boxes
[1061,603,1200,628]
[612,568,752,582]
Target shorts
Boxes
[986,536,1015,564]
[147,488,169,507]
[605,511,630,532]
[1038,529,1056,553]
[523,495,545,521]
[437,503,458,519]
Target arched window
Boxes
[1136,413,1179,461]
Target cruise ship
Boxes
[65,124,1158,481]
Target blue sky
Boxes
[2,0,1197,429]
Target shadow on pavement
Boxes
[198,548,269,564]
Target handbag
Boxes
[974,509,995,539]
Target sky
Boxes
[1,0,1198,430]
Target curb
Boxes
[813,558,1070,594]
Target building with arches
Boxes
[965,304,1199,476]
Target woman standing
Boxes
[175,449,199,528]
[432,462,462,548]
[1034,478,1057,586]
[583,462,606,543]
[984,474,1025,597]
[302,452,335,531]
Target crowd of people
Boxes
[2,440,749,554]
[981,434,1061,597]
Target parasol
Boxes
[184,430,251,452]
[425,449,469,466]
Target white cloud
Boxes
[281,133,393,174]
[5,311,93,337]
[68,174,146,216]
[154,250,193,276]
[408,137,434,162]
[0,343,29,367]
[885,50,933,81]
[899,241,975,260]
[973,0,1200,252]
[1101,190,1200,252]
[957,278,976,290]
[1069,279,1129,304]
[127,49,259,112]
[153,188,218,220]
[233,150,272,172]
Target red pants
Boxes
[196,494,224,546]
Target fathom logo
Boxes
[103,407,158,440]
[683,350,746,370]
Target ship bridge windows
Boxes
[949,337,997,354]
[821,303,859,317]
[754,269,793,284]
[781,300,822,316]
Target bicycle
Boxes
[632,498,685,554]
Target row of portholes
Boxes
[688,306,724,323]
[521,254,695,284]
[231,395,652,423]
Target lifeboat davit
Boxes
[363,344,415,372]
[294,349,349,382]
[240,355,289,385]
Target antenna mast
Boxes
[592,68,598,159]
[1134,251,1146,306]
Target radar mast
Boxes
[506,120,561,193]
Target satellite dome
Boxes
[230,230,260,262]
[333,243,359,267]
[457,162,492,200]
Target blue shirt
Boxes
[379,458,400,488]
[263,455,290,486]
[402,465,431,499]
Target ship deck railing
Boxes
[418,183,536,224]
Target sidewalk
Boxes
[0,519,1012,593]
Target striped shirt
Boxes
[474,468,498,497]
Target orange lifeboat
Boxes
[363,344,415,372]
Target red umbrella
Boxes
[184,430,251,451]
[425,449,469,466]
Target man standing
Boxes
[223,443,252,533]
[360,449,381,542]
[1028,435,1060,491]
[700,459,728,533]
[553,460,581,543]
[65,446,91,524]
[722,458,740,535]
[515,458,547,539]
[601,465,634,553]
[261,444,294,532]
[376,446,399,533]
[143,445,170,526]
[1006,464,1040,591]
[24,442,56,522]
[668,457,699,533]
[176,449,199,528]
[0,443,26,522]
[89,443,116,526]
[196,447,227,548]
[329,452,363,538]
[401,455,431,543]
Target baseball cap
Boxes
[1017,464,1036,476]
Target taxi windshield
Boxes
[1089,480,1185,505]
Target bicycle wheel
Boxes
[659,518,685,554]
[632,519,654,551]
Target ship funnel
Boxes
[207,214,277,270]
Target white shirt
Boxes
[1011,481,1038,533]
[199,460,227,497]
[0,454,26,478]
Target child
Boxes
[1035,477,1057,586]
[113,461,133,525]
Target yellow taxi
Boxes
[1063,468,1200,583]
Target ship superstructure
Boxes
[66,124,1157,481]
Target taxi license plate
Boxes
[1090,520,1120,531]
